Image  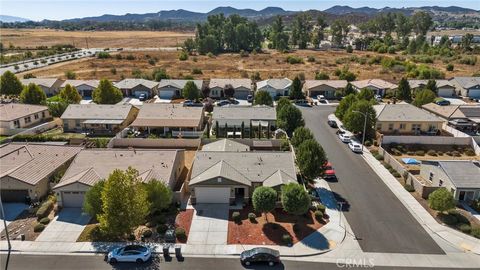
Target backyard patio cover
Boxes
[82,119,124,124]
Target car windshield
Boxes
[124,245,147,252]
[245,248,279,257]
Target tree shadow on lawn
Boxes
[261,223,292,246]
[272,209,315,225]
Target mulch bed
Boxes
[228,205,328,245]
[175,209,194,243]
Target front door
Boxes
[235,187,245,198]
[458,191,466,201]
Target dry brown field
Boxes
[18,49,479,82]
[0,28,194,48]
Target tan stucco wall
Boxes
[0,109,51,135]
[54,182,91,207]
[376,121,442,134]
[1,176,48,200]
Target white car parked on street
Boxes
[338,132,352,143]
[348,141,363,153]
[107,244,152,264]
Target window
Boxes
[24,116,31,123]
[399,123,406,130]
[42,112,45,118]
[429,172,434,181]
[388,123,394,131]
[439,179,443,187]
[376,123,382,130]
[75,120,81,127]
[412,124,421,131]
[34,113,39,119]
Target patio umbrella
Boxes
[402,158,420,165]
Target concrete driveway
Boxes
[36,208,90,242]
[0,203,28,231]
[187,204,229,245]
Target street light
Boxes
[352,110,368,152]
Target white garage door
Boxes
[195,187,230,204]
[437,88,454,97]
[62,191,86,208]
[469,89,480,99]
[159,90,174,99]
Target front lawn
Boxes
[228,205,327,245]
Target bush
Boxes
[39,217,50,225]
[179,51,188,61]
[314,210,323,221]
[445,151,452,156]
[384,164,392,170]
[286,56,303,64]
[316,203,326,213]
[232,211,241,223]
[157,224,168,234]
[191,68,202,75]
[404,184,415,192]
[142,229,153,238]
[448,210,470,225]
[452,151,461,157]
[33,223,45,232]
[459,56,477,66]
[36,200,53,220]
[465,149,475,156]
[415,150,425,156]
[155,215,166,224]
[239,50,249,57]
[427,150,437,156]
[248,213,256,222]
[437,151,443,156]
[346,45,353,53]
[439,213,458,225]
[307,56,315,62]
[446,64,454,71]
[364,140,372,146]
[207,52,214,58]
[457,224,471,234]
[145,221,156,228]
[175,227,186,239]
[375,154,384,160]
[392,171,401,178]
[148,59,156,65]
[97,52,111,59]
[125,54,135,60]
[471,228,480,239]
[282,234,292,245]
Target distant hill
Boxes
[323,5,379,15]
[322,5,479,15]
[0,15,30,23]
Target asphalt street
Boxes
[300,106,444,254]
[0,253,460,270]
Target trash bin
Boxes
[175,246,182,258]
[20,234,25,241]
[163,246,169,258]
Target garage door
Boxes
[195,187,230,204]
[62,191,85,208]
[159,90,174,99]
[437,89,453,97]
[469,89,480,99]
[0,189,29,202]
[235,90,250,100]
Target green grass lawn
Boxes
[0,135,10,144]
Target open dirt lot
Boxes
[0,28,194,48]
[19,49,479,82]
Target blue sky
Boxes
[1,0,479,21]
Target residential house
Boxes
[209,79,252,100]
[351,79,398,97]
[408,79,456,97]
[201,139,250,152]
[53,149,185,207]
[130,103,205,137]
[157,79,203,99]
[20,78,64,96]
[452,77,480,99]
[374,104,445,135]
[256,78,292,99]
[189,142,297,204]
[302,80,348,98]
[0,104,51,136]
[0,143,82,202]
[422,103,480,133]
[212,106,276,138]
[114,79,158,99]
[61,104,139,134]
[61,80,100,98]
[420,160,480,202]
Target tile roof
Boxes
[157,79,203,90]
[20,78,63,88]
[130,103,204,128]
[0,103,48,122]
[422,103,480,120]
[54,149,181,189]
[60,80,100,88]
[209,79,252,90]
[256,78,292,90]
[408,80,454,89]
[351,79,398,90]
[213,106,276,122]
[190,151,296,187]
[60,104,134,120]
[114,79,158,89]
[201,139,250,152]
[189,160,251,186]
[425,160,480,189]
[453,77,480,89]
[303,80,348,90]
[374,104,444,122]
[0,143,82,185]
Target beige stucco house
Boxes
[209,79,252,100]
[20,78,64,97]
[352,79,398,97]
[302,80,347,98]
[0,103,51,136]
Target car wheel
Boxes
[268,261,274,266]
[245,261,251,266]
[109,258,117,264]
[136,258,144,264]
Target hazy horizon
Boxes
[1,0,479,21]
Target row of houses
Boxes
[19,76,480,100]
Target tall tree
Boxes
[357,88,374,101]
[335,93,357,120]
[425,79,438,94]
[0,71,23,96]
[428,188,455,213]
[291,127,314,148]
[276,97,291,116]
[20,83,46,105]
[289,76,304,100]
[144,180,172,215]
[99,168,148,238]
[343,83,355,96]
[331,20,350,46]
[412,89,436,107]
[395,13,411,40]
[254,91,273,106]
[277,103,304,136]
[397,78,412,101]
[411,11,433,36]
[311,15,328,48]
[252,186,277,222]
[223,84,235,99]
[83,180,105,218]
[296,139,327,181]
[291,13,312,49]
[182,80,200,100]
[281,183,311,216]
[342,100,377,140]
[269,16,289,51]
[59,84,82,104]
[92,79,123,104]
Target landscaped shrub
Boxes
[439,213,458,225]
[375,154,384,160]
[175,227,186,240]
[465,149,475,156]
[314,210,323,221]
[437,151,444,156]
[157,224,168,234]
[427,150,437,156]
[415,150,425,156]
[452,151,461,157]
[34,223,45,232]
[407,151,415,155]
[232,211,241,223]
[391,148,402,156]
[446,64,454,71]
[307,56,315,62]
[392,171,401,178]
[471,228,480,239]
[179,51,188,61]
[445,151,452,156]
[39,217,50,225]
[316,204,326,213]
[36,200,53,220]
[448,210,470,225]
[155,215,166,224]
[404,184,415,192]
[286,56,303,64]
[457,224,471,233]
[282,234,292,245]
[248,213,256,222]
[191,68,202,75]
[364,140,372,147]
[125,54,135,60]
[384,164,392,170]
[142,229,153,238]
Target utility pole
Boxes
[0,194,12,269]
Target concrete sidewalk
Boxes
[361,147,480,255]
